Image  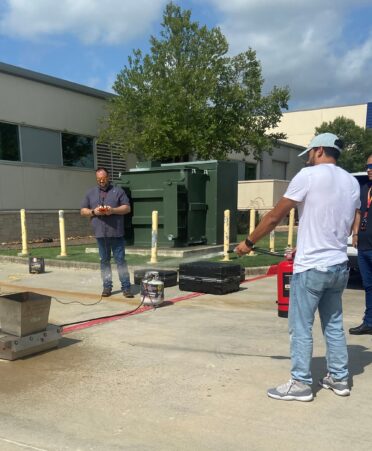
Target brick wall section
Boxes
[0,211,92,243]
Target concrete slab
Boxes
[0,262,371,450]
[86,243,232,258]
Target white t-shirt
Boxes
[284,164,360,274]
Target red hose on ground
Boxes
[62,273,273,334]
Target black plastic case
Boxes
[179,261,242,295]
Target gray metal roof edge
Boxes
[0,61,115,100]
[276,139,305,150]
[284,101,369,114]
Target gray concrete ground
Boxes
[0,261,371,451]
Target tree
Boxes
[315,117,372,172]
[100,2,290,161]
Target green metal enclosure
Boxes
[118,167,208,247]
[161,160,238,245]
[118,160,238,247]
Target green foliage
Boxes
[315,116,372,172]
[100,2,290,161]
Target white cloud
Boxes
[2,0,372,108]
[85,76,101,89]
[340,37,372,81]
[105,72,117,93]
[207,0,372,108]
[0,0,167,44]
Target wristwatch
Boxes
[91,209,96,217]
[245,238,255,248]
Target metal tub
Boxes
[0,291,51,337]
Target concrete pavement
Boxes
[0,261,371,450]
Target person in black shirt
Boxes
[350,155,372,334]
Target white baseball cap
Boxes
[298,132,343,157]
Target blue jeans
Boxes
[96,237,131,291]
[289,262,349,385]
[357,249,372,326]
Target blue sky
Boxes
[1,0,372,110]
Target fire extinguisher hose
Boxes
[229,248,287,258]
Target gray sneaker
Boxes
[319,374,350,396]
[267,379,313,401]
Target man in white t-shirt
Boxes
[235,133,360,402]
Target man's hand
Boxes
[94,206,106,216]
[234,240,253,257]
[104,206,113,216]
[352,234,358,248]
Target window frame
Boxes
[0,120,21,162]
[61,131,95,169]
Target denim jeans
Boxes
[357,249,372,327]
[96,237,131,291]
[289,262,349,385]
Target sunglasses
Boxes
[365,164,372,171]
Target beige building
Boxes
[0,62,135,242]
[0,61,305,243]
[229,140,304,182]
[275,102,372,147]
[0,62,135,212]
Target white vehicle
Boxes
[347,172,368,274]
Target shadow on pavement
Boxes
[58,337,82,349]
[311,344,372,395]
[15,337,81,361]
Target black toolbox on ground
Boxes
[134,269,178,287]
[179,261,242,295]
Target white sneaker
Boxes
[267,379,313,401]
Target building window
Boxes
[245,163,256,180]
[20,126,62,165]
[0,122,20,161]
[272,160,287,180]
[62,133,94,168]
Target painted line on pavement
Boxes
[0,436,48,451]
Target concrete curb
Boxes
[0,255,100,270]
[0,255,275,276]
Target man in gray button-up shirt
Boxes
[81,167,134,298]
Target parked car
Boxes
[347,172,368,274]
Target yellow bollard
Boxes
[222,209,230,261]
[248,208,256,256]
[287,208,295,249]
[18,209,29,256]
[150,210,158,264]
[58,210,67,257]
[269,230,275,253]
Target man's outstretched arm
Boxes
[235,197,297,256]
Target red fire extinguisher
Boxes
[277,250,294,318]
